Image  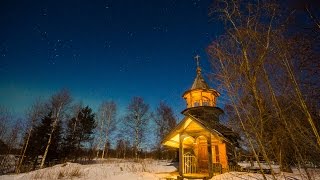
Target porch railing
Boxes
[183,152,197,174]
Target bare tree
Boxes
[3,119,23,158]
[154,102,176,159]
[97,101,117,159]
[207,0,319,179]
[0,108,21,174]
[123,97,150,159]
[40,89,71,168]
[70,102,83,134]
[16,99,47,173]
[116,138,130,159]
[0,106,10,141]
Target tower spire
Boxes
[183,55,220,108]
[194,55,201,74]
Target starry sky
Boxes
[0,0,224,119]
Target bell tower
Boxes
[182,55,220,108]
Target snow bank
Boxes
[238,161,281,173]
[0,159,319,180]
[0,159,177,180]
[212,171,320,180]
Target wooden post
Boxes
[179,133,184,177]
[208,134,213,178]
[190,92,193,108]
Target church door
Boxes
[198,142,208,173]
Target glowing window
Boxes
[194,101,200,107]
[203,101,209,106]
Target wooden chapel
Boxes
[162,55,239,179]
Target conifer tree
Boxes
[25,112,62,169]
[63,106,96,161]
[40,90,71,168]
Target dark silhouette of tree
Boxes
[25,112,62,169]
[154,102,177,159]
[0,106,10,142]
[40,89,71,168]
[63,106,96,161]
[16,99,47,173]
[0,140,8,154]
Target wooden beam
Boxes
[186,131,211,138]
[179,133,183,177]
[208,133,213,178]
[168,140,179,144]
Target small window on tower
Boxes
[203,100,209,106]
[194,101,200,107]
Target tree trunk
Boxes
[101,123,110,159]
[216,57,269,180]
[261,65,313,179]
[16,128,32,173]
[134,128,139,160]
[40,123,55,169]
[101,137,108,159]
[96,114,104,159]
[282,55,320,148]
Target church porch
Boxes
[179,133,213,179]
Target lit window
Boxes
[194,101,200,107]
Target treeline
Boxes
[208,0,319,179]
[0,90,177,174]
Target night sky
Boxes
[0,0,224,119]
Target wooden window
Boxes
[202,97,210,106]
[194,101,200,107]
[203,100,209,106]
[214,145,220,163]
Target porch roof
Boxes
[162,106,239,148]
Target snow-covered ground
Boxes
[0,159,319,180]
[0,159,177,180]
[211,171,320,180]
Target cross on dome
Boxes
[194,55,200,67]
[194,55,201,75]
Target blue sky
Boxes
[0,0,225,119]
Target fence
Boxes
[183,153,197,174]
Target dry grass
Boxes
[58,167,82,179]
[31,164,82,179]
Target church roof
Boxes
[190,67,210,90]
[162,106,239,148]
[182,66,220,97]
[182,107,239,145]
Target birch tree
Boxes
[16,100,46,173]
[115,138,130,159]
[40,89,71,168]
[154,102,176,159]
[97,101,117,159]
[207,0,319,178]
[123,97,150,159]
